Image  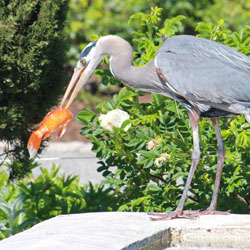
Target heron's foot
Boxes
[193,209,230,216]
[148,209,199,221]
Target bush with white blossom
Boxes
[99,109,131,132]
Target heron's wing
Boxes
[158,35,250,73]
[156,36,250,104]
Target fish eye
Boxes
[80,58,86,64]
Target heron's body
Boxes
[103,35,250,119]
[61,34,250,219]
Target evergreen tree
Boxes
[0,0,69,179]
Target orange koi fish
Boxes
[27,107,73,158]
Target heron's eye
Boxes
[80,58,86,64]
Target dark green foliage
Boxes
[0,0,69,178]
[78,91,250,214]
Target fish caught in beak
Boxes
[27,107,73,158]
[27,40,102,157]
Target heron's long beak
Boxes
[60,65,87,109]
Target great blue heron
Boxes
[61,35,250,220]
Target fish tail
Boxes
[27,130,43,158]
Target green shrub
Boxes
[202,0,250,32]
[77,8,250,213]
[0,0,69,179]
[0,165,115,239]
[0,169,37,239]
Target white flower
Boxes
[147,139,160,150]
[154,153,170,167]
[136,153,141,161]
[99,109,131,132]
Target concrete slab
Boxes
[0,213,249,250]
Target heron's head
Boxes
[61,39,104,108]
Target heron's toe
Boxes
[148,210,198,221]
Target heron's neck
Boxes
[100,36,159,91]
[110,58,157,91]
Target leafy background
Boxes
[0,0,250,239]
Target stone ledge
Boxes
[0,212,249,250]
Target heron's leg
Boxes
[149,110,201,220]
[197,118,229,215]
[209,118,225,210]
[244,113,250,123]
